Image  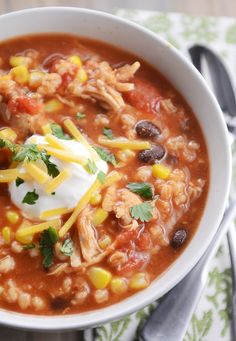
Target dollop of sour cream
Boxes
[9,135,108,221]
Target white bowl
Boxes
[0,7,231,331]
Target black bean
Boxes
[138,145,165,164]
[170,229,187,249]
[135,120,161,139]
[51,297,69,311]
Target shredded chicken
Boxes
[102,187,142,228]
[114,189,142,226]
[102,185,117,212]
[68,60,140,112]
[77,207,101,262]
[70,234,82,267]
[48,263,68,276]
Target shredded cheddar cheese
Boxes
[40,207,72,220]
[63,118,99,161]
[45,169,70,195]
[59,179,101,237]
[15,219,61,238]
[24,162,50,185]
[44,134,71,152]
[98,136,151,150]
[38,145,87,165]
[0,169,20,183]
[103,171,123,188]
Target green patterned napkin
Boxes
[90,10,236,341]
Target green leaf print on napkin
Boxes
[184,310,213,341]
[143,13,172,33]
[226,24,236,44]
[181,15,218,42]
[207,267,232,336]
[96,316,132,341]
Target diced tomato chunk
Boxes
[136,232,152,251]
[115,230,139,248]
[8,96,42,115]
[124,78,161,114]
[117,251,149,274]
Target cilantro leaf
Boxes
[51,123,71,140]
[103,127,113,140]
[76,112,86,120]
[23,243,35,250]
[97,171,106,184]
[0,138,15,151]
[13,144,41,162]
[39,227,59,268]
[130,202,153,222]
[0,140,59,178]
[127,182,153,199]
[93,146,117,166]
[22,189,39,205]
[60,238,73,256]
[15,177,24,187]
[85,159,98,174]
[41,153,59,178]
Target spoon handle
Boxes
[139,201,236,341]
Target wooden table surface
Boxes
[0,1,235,340]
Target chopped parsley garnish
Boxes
[15,177,24,187]
[103,127,113,140]
[127,182,153,199]
[93,146,117,166]
[39,227,59,268]
[0,138,14,150]
[130,202,153,222]
[50,123,71,140]
[13,144,41,162]
[85,159,98,174]
[0,139,59,177]
[76,112,86,120]
[97,171,106,184]
[41,153,59,178]
[60,238,73,256]
[0,140,41,162]
[22,189,39,205]
[23,243,35,250]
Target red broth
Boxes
[0,34,209,315]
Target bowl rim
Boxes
[0,6,232,331]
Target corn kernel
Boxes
[129,272,149,290]
[92,208,109,227]
[44,99,63,113]
[0,74,11,81]
[110,277,128,295]
[2,226,11,244]
[89,192,102,206]
[98,235,112,249]
[9,56,29,67]
[28,71,44,88]
[42,123,52,135]
[68,55,82,67]
[152,164,171,180]
[15,220,33,244]
[10,65,29,84]
[0,128,17,142]
[117,149,135,163]
[76,68,88,83]
[88,266,112,289]
[6,211,19,224]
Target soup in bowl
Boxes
[0,7,231,331]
